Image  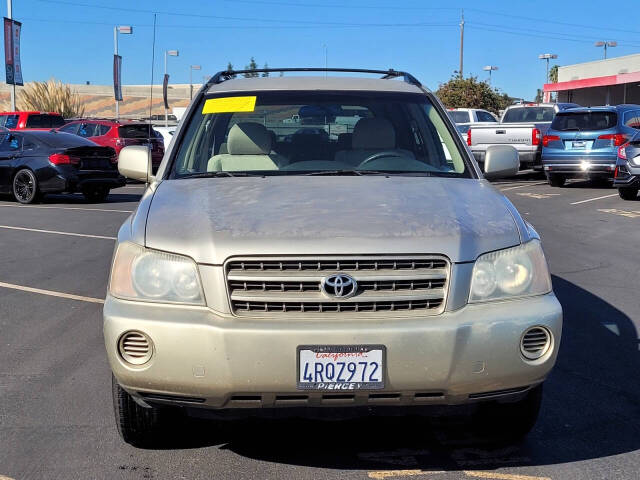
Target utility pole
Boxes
[7,0,15,111]
[459,9,464,78]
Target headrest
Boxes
[227,122,272,155]
[352,118,396,150]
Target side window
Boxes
[98,124,111,136]
[624,111,640,129]
[5,115,19,129]
[0,115,6,127]
[0,134,22,152]
[59,123,79,134]
[78,123,97,137]
[477,111,497,122]
[26,115,46,128]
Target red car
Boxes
[0,111,65,130]
[58,119,164,170]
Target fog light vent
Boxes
[118,331,152,365]
[521,327,551,360]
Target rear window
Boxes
[551,111,617,131]
[502,107,555,123]
[118,124,153,138]
[25,114,65,128]
[449,111,470,123]
[31,132,96,147]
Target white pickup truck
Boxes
[468,103,579,171]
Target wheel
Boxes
[547,173,565,187]
[472,384,543,442]
[12,168,39,204]
[618,187,639,200]
[112,375,181,447]
[83,186,109,203]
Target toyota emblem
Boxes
[322,274,357,299]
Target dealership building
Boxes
[544,53,640,106]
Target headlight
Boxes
[469,240,552,303]
[109,242,205,305]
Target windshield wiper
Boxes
[302,169,392,176]
[178,171,265,179]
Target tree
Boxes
[262,63,269,77]
[534,88,543,103]
[549,65,559,83]
[243,57,259,78]
[226,62,237,78]
[435,76,511,114]
[19,78,85,118]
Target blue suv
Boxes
[541,105,640,187]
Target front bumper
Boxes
[104,293,562,410]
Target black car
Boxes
[0,129,126,204]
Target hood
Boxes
[144,176,521,264]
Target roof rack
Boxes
[207,68,422,88]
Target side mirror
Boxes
[118,146,154,183]
[484,145,519,179]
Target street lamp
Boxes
[538,53,558,83]
[189,65,201,100]
[482,65,498,84]
[113,25,133,120]
[164,49,179,127]
[595,41,617,60]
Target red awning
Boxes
[544,71,640,92]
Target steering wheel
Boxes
[358,151,407,167]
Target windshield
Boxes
[169,92,470,178]
[502,107,555,123]
[551,111,617,131]
[449,111,470,123]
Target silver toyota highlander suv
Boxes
[105,68,562,447]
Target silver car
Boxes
[105,68,562,447]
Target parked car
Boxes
[448,108,498,125]
[0,129,125,203]
[106,68,561,447]
[468,103,580,172]
[0,111,65,130]
[58,119,164,172]
[152,126,176,147]
[542,105,640,187]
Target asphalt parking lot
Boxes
[1,175,639,480]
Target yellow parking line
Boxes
[570,193,618,205]
[464,471,551,480]
[0,225,116,240]
[500,182,548,191]
[597,208,640,218]
[0,204,133,213]
[0,281,105,304]
[367,470,444,479]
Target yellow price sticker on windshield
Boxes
[202,96,257,114]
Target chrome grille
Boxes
[226,256,449,315]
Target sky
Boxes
[8,0,640,100]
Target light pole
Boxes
[538,53,558,84]
[189,65,201,100]
[164,49,179,127]
[482,65,498,84]
[113,25,132,120]
[595,41,617,59]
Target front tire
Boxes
[618,187,638,200]
[547,173,565,187]
[112,375,181,448]
[472,384,543,442]
[12,168,39,204]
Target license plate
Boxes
[297,345,385,390]
[572,141,586,148]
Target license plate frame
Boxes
[296,344,386,391]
